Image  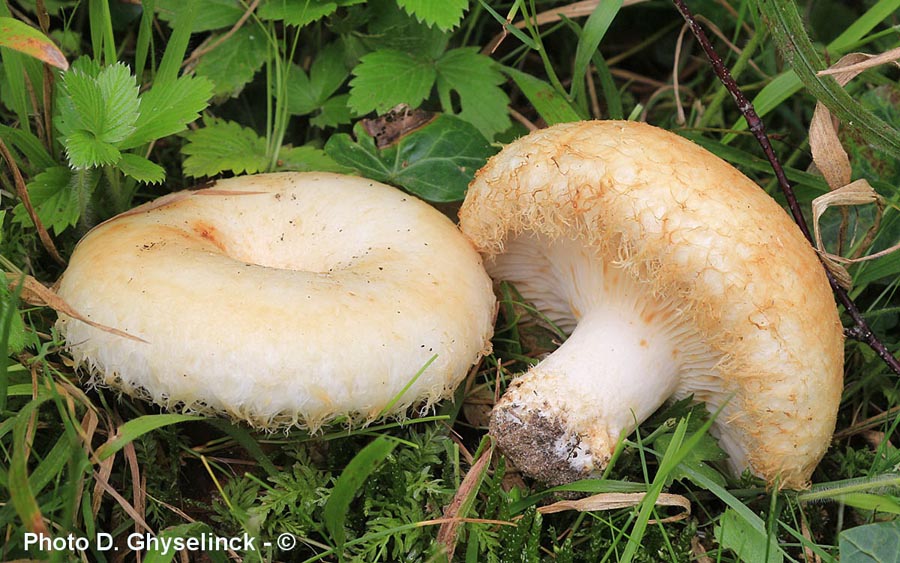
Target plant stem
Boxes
[672,0,900,377]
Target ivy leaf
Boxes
[840,521,900,562]
[435,47,509,140]
[275,145,352,173]
[194,25,268,97]
[118,153,166,184]
[325,114,494,202]
[259,0,364,27]
[182,119,269,177]
[348,49,436,115]
[121,75,212,149]
[11,166,88,235]
[395,0,467,31]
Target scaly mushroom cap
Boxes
[57,172,496,430]
[459,121,843,488]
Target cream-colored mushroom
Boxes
[57,172,496,430]
[459,120,843,488]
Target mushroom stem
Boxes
[491,291,682,485]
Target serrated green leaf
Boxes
[95,62,140,143]
[59,66,105,134]
[325,114,494,201]
[275,145,352,173]
[195,24,268,98]
[118,153,166,183]
[435,47,509,139]
[65,129,121,168]
[840,521,900,563]
[395,0,467,30]
[182,119,269,177]
[365,0,449,57]
[348,49,436,115]
[503,66,580,126]
[155,0,243,33]
[259,0,363,27]
[121,75,212,149]
[0,16,68,69]
[11,166,84,234]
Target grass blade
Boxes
[569,0,622,108]
[759,0,900,159]
[96,413,202,460]
[323,435,398,551]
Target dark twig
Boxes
[673,0,900,377]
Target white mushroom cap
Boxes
[459,121,844,488]
[57,172,496,430]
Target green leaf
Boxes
[58,62,141,167]
[348,49,436,115]
[715,508,783,563]
[275,145,352,173]
[12,166,84,235]
[195,24,268,98]
[323,435,398,550]
[117,153,166,183]
[0,16,68,69]
[65,130,121,168]
[503,67,581,126]
[840,521,900,562]
[95,62,140,143]
[284,41,351,116]
[310,94,353,128]
[156,0,243,33]
[325,114,494,201]
[0,282,26,354]
[395,0,467,31]
[182,119,269,177]
[96,414,202,461]
[435,47,510,140]
[259,0,363,27]
[121,75,212,149]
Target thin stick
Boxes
[672,0,900,376]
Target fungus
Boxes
[57,172,496,430]
[459,121,843,488]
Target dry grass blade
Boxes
[807,51,900,288]
[0,138,65,265]
[537,491,691,524]
[816,46,900,78]
[7,274,149,343]
[437,441,494,559]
